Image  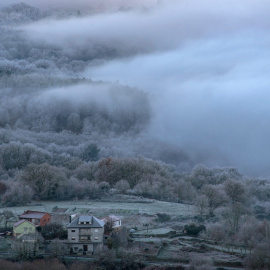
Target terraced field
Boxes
[0,199,196,217]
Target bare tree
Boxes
[48,239,68,257]
[224,179,247,204]
[194,195,209,218]
[202,184,228,216]
[0,210,16,229]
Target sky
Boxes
[17,0,270,176]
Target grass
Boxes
[0,199,196,217]
[132,228,176,237]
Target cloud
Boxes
[20,0,270,56]
[17,0,270,175]
[81,0,270,176]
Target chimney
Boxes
[69,214,77,223]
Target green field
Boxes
[0,200,195,217]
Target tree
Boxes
[81,143,100,162]
[224,179,246,204]
[67,113,82,134]
[0,210,15,229]
[41,223,67,240]
[11,240,37,260]
[194,195,209,219]
[1,182,33,206]
[202,185,228,216]
[204,222,227,242]
[0,181,7,195]
[115,179,130,194]
[111,226,128,249]
[221,203,249,233]
[189,254,213,270]
[244,242,270,270]
[48,239,68,257]
[21,163,67,200]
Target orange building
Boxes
[19,210,51,227]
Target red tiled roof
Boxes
[19,210,50,219]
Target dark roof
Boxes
[79,216,92,223]
[67,215,104,229]
[13,219,36,228]
[19,210,50,219]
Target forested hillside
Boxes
[1,2,270,268]
[1,2,270,211]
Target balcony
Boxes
[79,236,91,242]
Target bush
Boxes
[155,213,171,222]
[188,254,213,270]
[244,242,270,270]
[183,223,206,236]
[41,223,67,240]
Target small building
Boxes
[102,215,122,234]
[67,215,104,255]
[13,219,37,238]
[19,210,51,227]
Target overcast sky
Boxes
[19,0,270,176]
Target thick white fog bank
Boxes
[82,0,270,176]
[84,34,270,175]
[20,0,270,56]
[16,0,270,176]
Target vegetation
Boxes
[0,1,269,268]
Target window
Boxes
[94,237,98,240]
[29,227,32,231]
[24,228,27,232]
[95,229,98,232]
[71,230,76,233]
[71,237,75,240]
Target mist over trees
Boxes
[0,1,270,205]
[1,2,270,267]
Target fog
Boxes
[0,0,158,11]
[1,0,270,176]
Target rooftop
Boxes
[67,215,104,229]
[14,219,36,228]
[79,216,92,223]
[19,210,50,219]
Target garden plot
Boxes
[132,228,176,237]
[158,246,188,262]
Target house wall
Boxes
[19,213,51,226]
[68,227,104,242]
[69,243,94,253]
[13,222,36,237]
[40,213,51,226]
[68,227,104,254]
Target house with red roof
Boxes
[19,210,51,227]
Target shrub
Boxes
[183,223,206,236]
[155,213,171,222]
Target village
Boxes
[0,209,127,257]
[0,199,245,269]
